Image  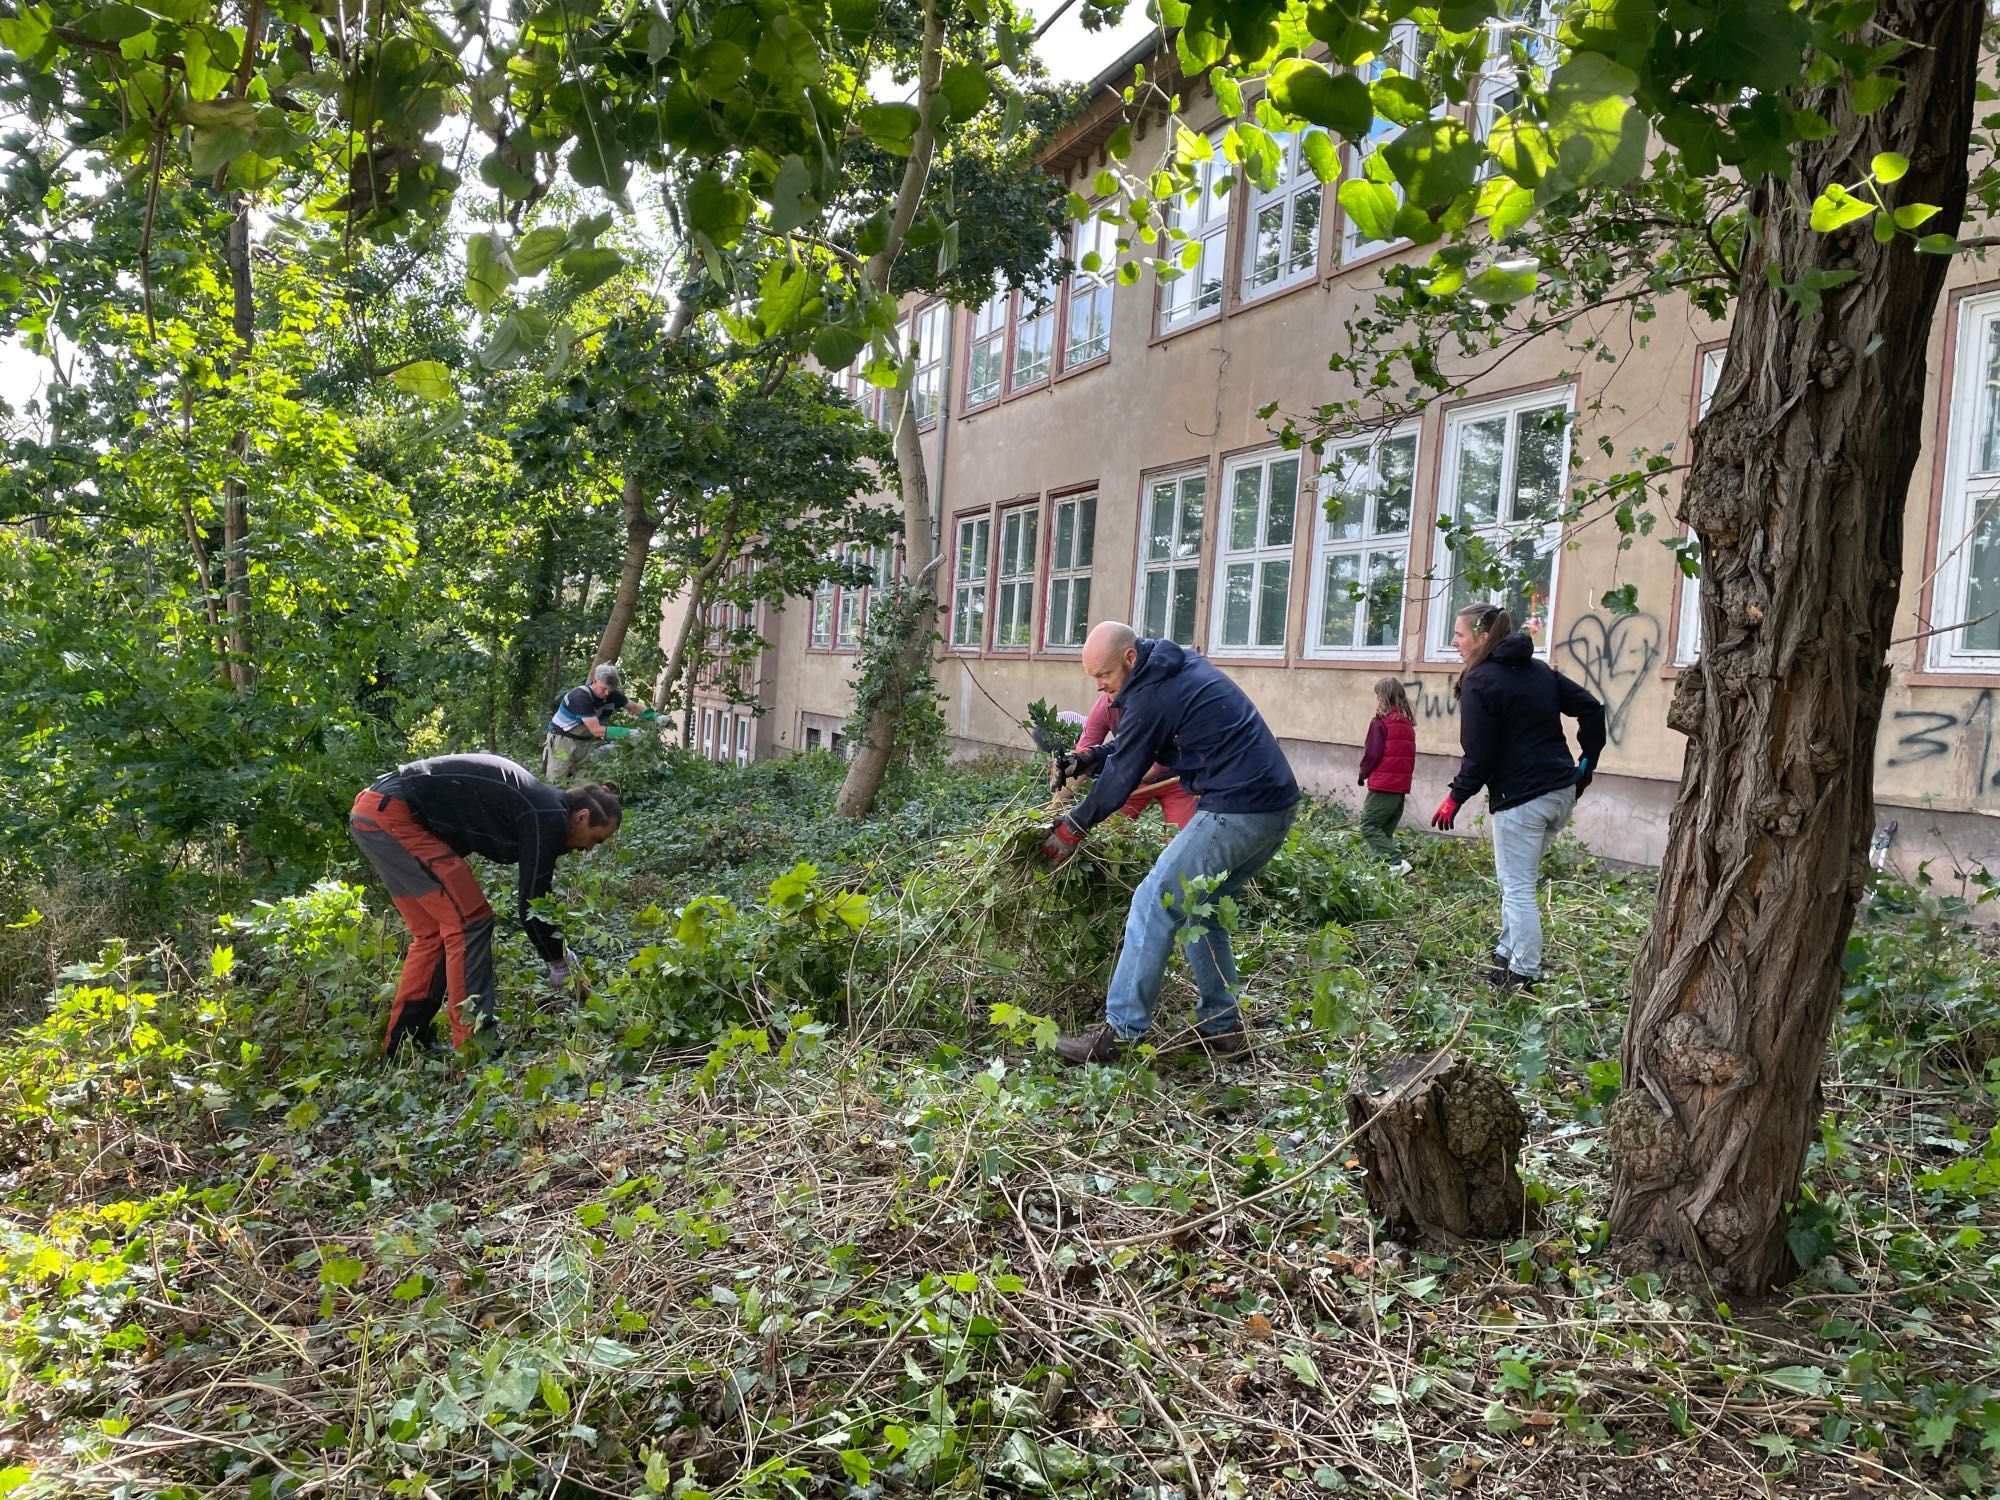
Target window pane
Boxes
[1223,561,1255,645]
[1979,320,2000,474]
[1054,504,1074,570]
[1143,570,1169,637]
[956,524,977,583]
[1148,484,1176,560]
[1070,577,1091,641]
[1453,415,1507,524]
[1505,537,1554,639]
[1248,202,1285,289]
[1178,478,1206,557]
[1171,567,1199,644]
[1374,434,1416,534]
[973,519,989,574]
[1364,550,1404,648]
[1049,579,1070,643]
[1196,233,1225,313]
[1076,497,1097,567]
[1257,560,1291,646]
[1321,552,1361,646]
[1266,457,1299,547]
[1288,186,1321,276]
[1966,495,2000,651]
[1230,466,1262,550]
[1512,405,1569,521]
[1322,447,1368,541]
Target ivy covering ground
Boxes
[2,751,1997,1498]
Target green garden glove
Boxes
[605,725,634,741]
[639,707,659,721]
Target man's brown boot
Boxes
[1053,1021,1124,1065]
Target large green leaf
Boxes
[1337,178,1401,242]
[1544,53,1647,190]
[811,323,868,374]
[1464,260,1540,306]
[1268,59,1371,139]
[938,62,991,123]
[390,361,455,401]
[559,247,624,293]
[767,153,817,233]
[465,231,512,315]
[568,122,630,201]
[510,225,568,277]
[857,102,920,155]
[686,171,751,244]
[1382,118,1482,211]
[190,123,257,177]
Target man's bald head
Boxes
[1082,621,1141,697]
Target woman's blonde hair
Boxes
[1452,604,1512,699]
[1374,676,1413,722]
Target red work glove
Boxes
[1043,820,1083,866]
[1430,795,1459,830]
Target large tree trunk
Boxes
[835,0,945,819]
[594,471,658,667]
[1607,0,1980,1293]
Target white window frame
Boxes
[701,708,716,759]
[912,302,947,426]
[1425,387,1574,661]
[811,561,835,649]
[1064,213,1115,368]
[1674,346,1726,666]
[1210,448,1303,659]
[1472,1,1559,178]
[1929,289,2000,671]
[835,543,865,650]
[950,513,991,651]
[1137,469,1208,646]
[966,283,1007,409]
[1045,492,1097,650]
[1158,134,1231,334]
[734,716,751,767]
[991,503,1041,651]
[1305,424,1419,659]
[1342,24,1432,265]
[1241,128,1326,300]
[1010,256,1059,393]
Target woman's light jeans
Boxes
[1490,785,1576,979]
[1104,806,1297,1040]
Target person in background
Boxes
[1045,622,1299,1063]
[544,663,656,783]
[1430,605,1605,992]
[349,754,621,1056]
[1356,676,1416,876]
[1055,679,1198,833]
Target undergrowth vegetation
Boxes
[2,751,1997,1497]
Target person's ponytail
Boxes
[565,782,623,830]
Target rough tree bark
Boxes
[834,0,945,820]
[593,471,658,668]
[1606,0,1981,1292]
[1346,1052,1535,1243]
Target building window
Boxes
[811,561,835,649]
[1064,214,1115,368]
[1046,492,1097,649]
[1675,346,1726,666]
[1343,25,1432,264]
[992,504,1040,650]
[1010,263,1059,393]
[1139,470,1207,644]
[805,725,822,751]
[966,282,1007,409]
[912,302,947,426]
[835,551,864,649]
[1932,291,2000,669]
[1212,450,1301,656]
[701,708,716,759]
[1472,1,1559,177]
[1306,426,1416,657]
[1241,129,1325,299]
[1158,136,1230,334]
[1429,388,1573,657]
[734,716,751,766]
[950,514,991,650]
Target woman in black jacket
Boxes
[1430,605,1607,990]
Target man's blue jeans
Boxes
[1490,785,1575,979]
[1104,806,1297,1041]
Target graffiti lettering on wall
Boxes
[1558,611,1664,746]
[1401,678,1458,721]
[1885,689,2000,794]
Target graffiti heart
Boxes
[1558,611,1664,746]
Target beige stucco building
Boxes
[667,39,2000,881]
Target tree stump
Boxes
[1344,1051,1537,1243]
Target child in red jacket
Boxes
[1356,677,1416,873]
